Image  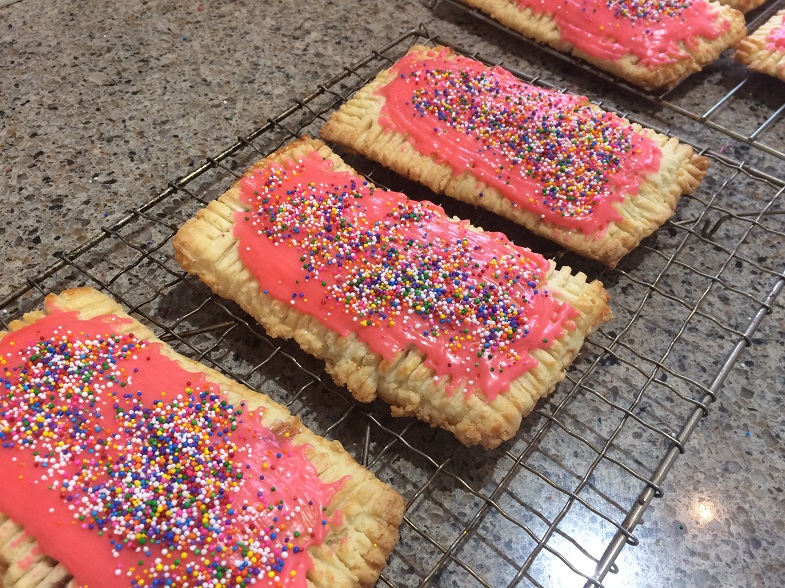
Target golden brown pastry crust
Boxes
[718,0,767,13]
[320,46,709,269]
[173,137,612,449]
[457,0,746,90]
[0,287,404,588]
[735,8,785,81]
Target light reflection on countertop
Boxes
[691,498,718,526]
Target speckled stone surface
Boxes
[1,0,784,586]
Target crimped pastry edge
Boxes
[718,0,767,13]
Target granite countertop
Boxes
[1,1,784,586]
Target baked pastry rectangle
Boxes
[735,8,785,82]
[454,0,746,90]
[0,287,404,588]
[320,46,709,268]
[173,137,611,449]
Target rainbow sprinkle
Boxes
[256,174,542,362]
[605,0,691,24]
[378,51,660,233]
[1,316,340,587]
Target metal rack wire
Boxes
[2,25,784,588]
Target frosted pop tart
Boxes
[455,0,746,89]
[321,46,709,268]
[735,8,785,82]
[173,137,611,449]
[0,288,403,588]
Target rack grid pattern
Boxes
[431,0,785,163]
[2,24,784,588]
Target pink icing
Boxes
[519,0,729,67]
[765,13,785,51]
[233,151,579,402]
[0,311,343,588]
[376,49,662,234]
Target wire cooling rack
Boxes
[2,26,784,588]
